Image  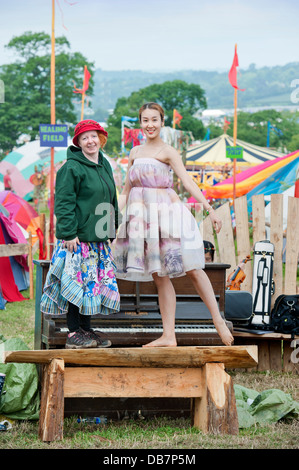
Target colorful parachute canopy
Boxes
[0,191,46,259]
[246,155,299,213]
[186,134,282,165]
[0,139,72,200]
[203,150,299,200]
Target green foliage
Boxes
[0,31,94,154]
[225,109,299,151]
[105,80,207,154]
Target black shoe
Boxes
[80,328,112,348]
[65,330,97,349]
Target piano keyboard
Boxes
[59,326,218,334]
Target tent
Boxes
[0,204,29,305]
[0,191,46,259]
[186,133,283,166]
[203,150,299,200]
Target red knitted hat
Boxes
[73,120,108,147]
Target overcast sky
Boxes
[0,0,298,72]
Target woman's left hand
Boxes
[63,236,80,252]
[209,211,222,233]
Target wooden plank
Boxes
[3,345,258,369]
[0,243,29,257]
[270,194,284,305]
[269,341,282,371]
[202,216,219,262]
[215,202,235,268]
[252,194,266,245]
[192,363,238,435]
[257,341,271,371]
[38,358,64,442]
[234,195,252,292]
[284,197,299,294]
[64,367,203,398]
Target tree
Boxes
[105,80,207,154]
[0,32,94,154]
[225,109,299,151]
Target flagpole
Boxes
[233,44,238,206]
[80,65,87,120]
[50,0,56,257]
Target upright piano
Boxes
[34,260,233,350]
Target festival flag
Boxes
[173,109,183,127]
[73,65,91,94]
[228,47,245,91]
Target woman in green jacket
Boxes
[40,120,120,349]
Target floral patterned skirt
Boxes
[40,240,120,316]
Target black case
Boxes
[251,240,274,327]
[225,290,253,326]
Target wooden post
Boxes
[284,197,299,294]
[28,231,34,300]
[252,194,266,245]
[235,195,252,291]
[215,202,236,268]
[38,358,64,442]
[270,194,284,305]
[191,363,238,434]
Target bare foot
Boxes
[214,318,234,346]
[142,335,177,348]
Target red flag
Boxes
[173,109,183,127]
[228,48,245,91]
[73,66,91,94]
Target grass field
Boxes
[0,282,298,450]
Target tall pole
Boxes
[232,44,238,206]
[50,0,55,257]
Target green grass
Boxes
[0,265,298,449]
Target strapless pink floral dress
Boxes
[112,158,204,281]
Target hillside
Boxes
[92,62,299,115]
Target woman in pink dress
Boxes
[112,102,233,347]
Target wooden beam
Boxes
[64,367,203,398]
[3,345,258,369]
[0,243,29,257]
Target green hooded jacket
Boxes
[54,146,119,242]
